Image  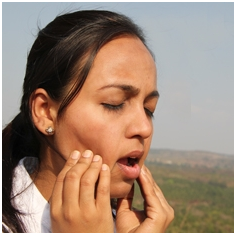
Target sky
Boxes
[2,2,234,155]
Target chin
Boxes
[110,180,134,199]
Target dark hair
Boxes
[2,9,150,232]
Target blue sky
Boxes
[2,2,234,155]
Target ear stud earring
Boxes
[45,126,55,135]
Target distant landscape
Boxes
[132,149,234,233]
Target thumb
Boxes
[117,184,134,213]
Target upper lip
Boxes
[122,150,144,160]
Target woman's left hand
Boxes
[115,165,174,233]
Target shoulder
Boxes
[12,157,38,196]
[11,157,50,233]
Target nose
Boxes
[125,106,153,140]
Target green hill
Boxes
[132,149,234,233]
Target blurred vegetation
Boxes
[133,161,234,233]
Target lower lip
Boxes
[117,162,141,179]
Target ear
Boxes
[30,88,58,136]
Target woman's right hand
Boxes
[49,150,114,233]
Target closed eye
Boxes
[101,103,125,111]
[145,108,154,118]
[102,103,155,118]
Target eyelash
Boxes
[102,103,154,118]
[145,108,154,118]
[102,103,124,111]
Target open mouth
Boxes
[116,157,141,179]
[127,157,138,166]
[117,157,138,167]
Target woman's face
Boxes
[54,36,158,198]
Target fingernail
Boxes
[82,150,92,158]
[102,164,108,171]
[93,155,101,162]
[71,151,80,160]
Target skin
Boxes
[31,36,174,232]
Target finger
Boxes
[62,150,94,209]
[79,155,103,210]
[96,164,111,210]
[142,166,165,197]
[50,150,81,207]
[137,166,163,209]
[116,184,134,213]
[141,165,170,207]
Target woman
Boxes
[2,9,174,232]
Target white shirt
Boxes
[11,157,51,233]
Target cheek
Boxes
[60,108,120,158]
[142,134,153,163]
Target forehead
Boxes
[85,36,157,89]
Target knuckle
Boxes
[91,162,101,169]
[65,170,80,180]
[97,185,109,195]
[160,208,168,219]
[63,208,74,222]
[50,207,60,221]
[56,175,65,183]
[82,212,94,223]
[150,188,157,197]
[169,206,175,220]
[66,161,76,168]
[80,177,93,187]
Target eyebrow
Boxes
[146,90,160,100]
[98,84,160,99]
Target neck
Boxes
[31,146,66,201]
